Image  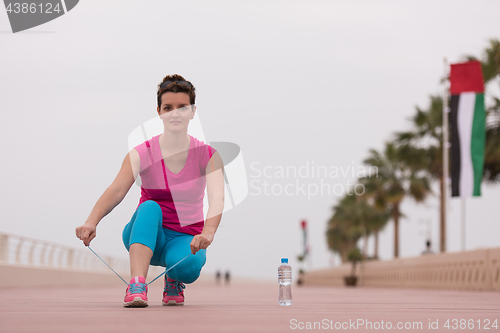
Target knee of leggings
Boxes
[138,200,162,219]
[171,262,201,284]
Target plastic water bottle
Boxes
[278,258,292,306]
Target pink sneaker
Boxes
[162,276,185,306]
[123,276,148,307]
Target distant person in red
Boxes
[76,74,225,307]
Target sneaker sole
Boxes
[162,300,184,306]
[124,297,148,307]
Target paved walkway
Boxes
[1,280,499,332]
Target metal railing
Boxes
[0,232,130,275]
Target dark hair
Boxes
[157,74,196,108]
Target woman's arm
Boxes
[76,149,140,246]
[190,151,225,254]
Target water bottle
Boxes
[278,258,292,306]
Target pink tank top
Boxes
[134,135,216,235]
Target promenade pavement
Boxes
[1,279,499,333]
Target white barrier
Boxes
[0,232,129,274]
[303,247,500,291]
[0,231,163,278]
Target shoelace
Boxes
[128,283,147,294]
[165,280,185,296]
[87,246,191,286]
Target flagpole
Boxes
[442,57,449,253]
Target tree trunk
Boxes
[340,245,348,264]
[374,230,379,260]
[393,203,400,258]
[362,230,368,259]
[439,175,446,252]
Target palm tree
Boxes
[326,182,392,263]
[469,39,500,84]
[362,142,431,258]
[358,177,392,259]
[348,191,391,260]
[394,40,500,252]
[484,95,500,182]
[479,39,500,182]
[393,39,500,253]
[326,194,364,263]
[394,95,446,251]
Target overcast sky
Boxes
[1,0,499,281]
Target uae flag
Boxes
[450,61,486,197]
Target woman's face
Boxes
[157,92,196,132]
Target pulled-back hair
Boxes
[157,74,196,108]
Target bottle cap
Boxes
[281,258,288,264]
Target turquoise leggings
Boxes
[122,200,206,284]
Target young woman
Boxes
[75,74,225,307]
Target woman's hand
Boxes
[75,222,96,246]
[190,232,214,254]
